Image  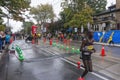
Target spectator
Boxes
[0,32,2,53]
[1,31,6,50]
[5,32,11,45]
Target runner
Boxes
[79,30,96,80]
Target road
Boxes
[0,40,114,80]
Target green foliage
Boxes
[87,0,107,13]
[0,0,30,21]
[22,22,33,34]
[60,0,107,28]
[0,17,3,24]
[0,25,6,31]
[62,0,107,14]
[70,0,86,12]
[30,4,55,24]
[59,7,74,28]
[65,6,93,28]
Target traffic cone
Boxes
[56,39,59,43]
[66,46,69,51]
[101,45,106,56]
[78,77,85,80]
[77,61,81,69]
[67,39,70,47]
[49,39,52,45]
[71,47,75,53]
[37,40,40,45]
[43,38,46,44]
[57,44,60,48]
[32,39,35,44]
[19,54,24,61]
[76,49,80,54]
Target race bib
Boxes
[87,45,93,50]
[84,52,90,55]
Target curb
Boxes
[0,52,4,61]
[94,42,120,47]
[71,40,120,47]
[93,52,120,62]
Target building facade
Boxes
[93,0,120,31]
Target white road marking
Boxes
[41,48,55,55]
[61,58,110,80]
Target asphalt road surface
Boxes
[0,40,114,80]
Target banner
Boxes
[32,25,37,34]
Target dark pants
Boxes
[81,53,93,78]
[0,44,2,50]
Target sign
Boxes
[74,28,77,32]
[81,25,84,33]
[32,25,37,34]
[98,33,101,36]
[102,23,106,28]
[87,22,90,29]
[43,27,46,32]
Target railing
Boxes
[93,16,116,22]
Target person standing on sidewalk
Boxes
[5,32,11,45]
[79,30,96,80]
[1,31,6,50]
[0,32,2,53]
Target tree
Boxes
[60,0,87,28]
[87,0,107,13]
[30,4,55,25]
[66,5,93,29]
[60,0,106,30]
[61,0,107,14]
[22,21,33,34]
[0,17,3,24]
[60,7,73,24]
[0,25,6,31]
[0,0,30,21]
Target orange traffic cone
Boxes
[56,38,59,43]
[101,45,106,56]
[78,77,85,80]
[43,38,46,44]
[67,39,70,47]
[77,61,81,69]
[32,39,35,44]
[49,39,52,45]
[10,37,13,44]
